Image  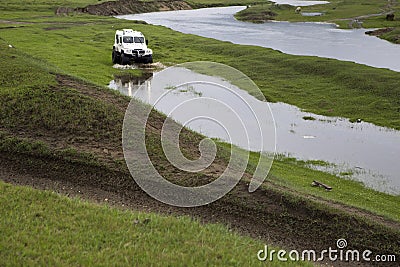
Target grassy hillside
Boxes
[1,181,306,266]
[1,0,400,265]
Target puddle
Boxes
[109,67,400,195]
[271,0,329,6]
[109,72,153,97]
[301,12,324,16]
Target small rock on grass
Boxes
[133,218,151,225]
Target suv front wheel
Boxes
[112,50,120,64]
[143,55,153,64]
[120,53,130,65]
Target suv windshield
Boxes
[123,36,133,43]
[122,36,145,44]
[134,37,144,43]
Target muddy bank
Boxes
[365,27,400,44]
[366,27,395,37]
[56,0,193,16]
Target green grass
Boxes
[0,0,114,20]
[302,116,316,121]
[0,134,101,167]
[1,181,310,266]
[0,50,122,140]
[0,0,110,13]
[187,0,268,8]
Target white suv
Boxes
[112,29,153,65]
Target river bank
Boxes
[234,0,400,43]
[366,27,400,44]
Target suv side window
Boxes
[120,37,122,44]
[116,35,119,44]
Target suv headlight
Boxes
[146,49,152,54]
[125,49,131,54]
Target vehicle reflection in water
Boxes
[109,72,153,98]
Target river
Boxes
[118,6,400,72]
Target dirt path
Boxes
[330,0,397,29]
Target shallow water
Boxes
[109,68,400,194]
[110,72,153,96]
[271,0,329,6]
[118,6,400,72]
[301,12,324,16]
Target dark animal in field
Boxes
[386,13,395,21]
